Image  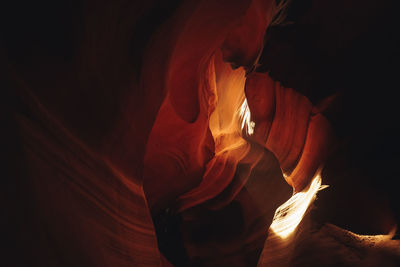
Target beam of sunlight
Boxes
[238,98,255,135]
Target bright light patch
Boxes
[238,98,255,135]
[270,174,328,238]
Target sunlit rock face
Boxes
[245,72,334,192]
[2,0,399,266]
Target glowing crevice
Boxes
[270,174,328,238]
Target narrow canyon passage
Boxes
[2,0,399,266]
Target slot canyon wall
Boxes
[1,0,399,266]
